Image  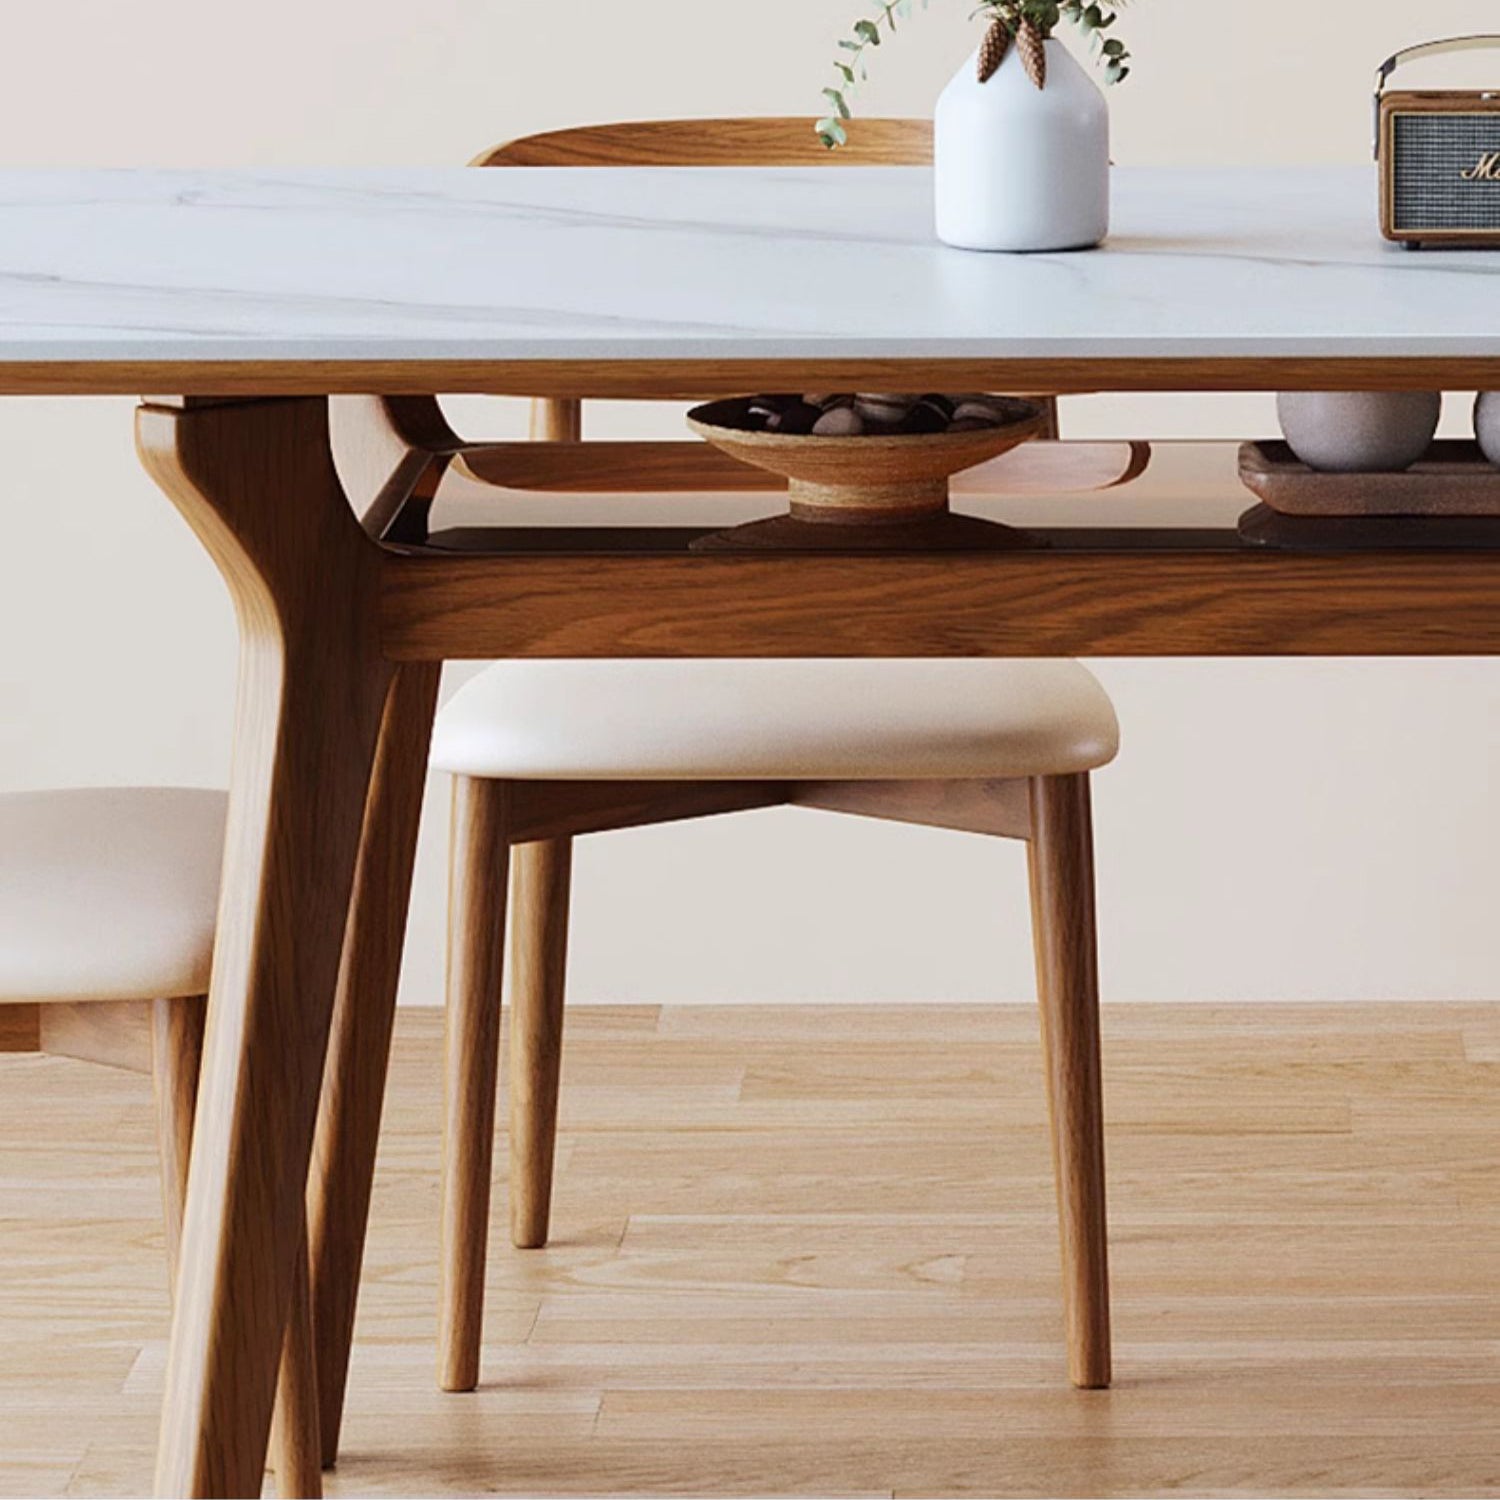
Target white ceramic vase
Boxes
[934,37,1109,253]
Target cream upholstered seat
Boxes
[429,655,1121,1399]
[0,785,321,1496]
[0,787,225,1004]
[431,659,1119,781]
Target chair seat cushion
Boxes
[0,788,226,1004]
[431,660,1119,782]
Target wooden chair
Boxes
[432,665,1116,1394]
[323,118,1118,1423]
[0,788,322,1499]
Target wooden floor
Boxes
[4,1002,1500,1498]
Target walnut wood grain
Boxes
[14,355,1500,399]
[529,397,583,443]
[309,662,442,1467]
[475,117,934,168]
[152,997,322,1499]
[41,999,157,1074]
[137,396,392,1499]
[267,1231,322,1500]
[791,779,1033,839]
[1027,774,1111,1390]
[0,1003,39,1053]
[380,544,1500,661]
[152,998,208,1292]
[439,777,512,1394]
[508,781,787,844]
[507,839,573,1250]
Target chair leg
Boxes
[508,838,573,1250]
[151,997,206,1288]
[1026,774,1112,1390]
[439,777,512,1393]
[529,396,582,443]
[152,997,323,1498]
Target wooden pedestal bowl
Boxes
[685,396,1046,552]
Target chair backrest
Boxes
[474,117,932,169]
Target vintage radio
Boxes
[1377,35,1500,248]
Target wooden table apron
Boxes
[127,357,1500,1500]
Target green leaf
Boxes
[816,117,849,147]
[822,87,852,119]
[854,18,881,44]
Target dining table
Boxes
[5,160,1500,1498]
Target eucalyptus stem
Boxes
[818,0,1132,147]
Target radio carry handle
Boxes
[1374,35,1500,158]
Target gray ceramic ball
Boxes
[1476,393,1500,468]
[1277,391,1442,473]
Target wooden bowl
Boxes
[687,396,1045,526]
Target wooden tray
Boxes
[1239,440,1500,518]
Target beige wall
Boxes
[3,0,1499,1005]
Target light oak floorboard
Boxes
[1,1002,1497,1497]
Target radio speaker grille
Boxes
[1392,113,1500,232]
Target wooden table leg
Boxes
[309,661,441,1466]
[137,396,392,1499]
[268,1227,323,1499]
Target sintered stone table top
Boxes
[1,164,1496,391]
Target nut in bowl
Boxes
[686,393,1045,551]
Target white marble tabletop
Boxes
[2,164,1498,390]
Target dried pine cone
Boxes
[1017,18,1047,90]
[977,18,1012,83]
